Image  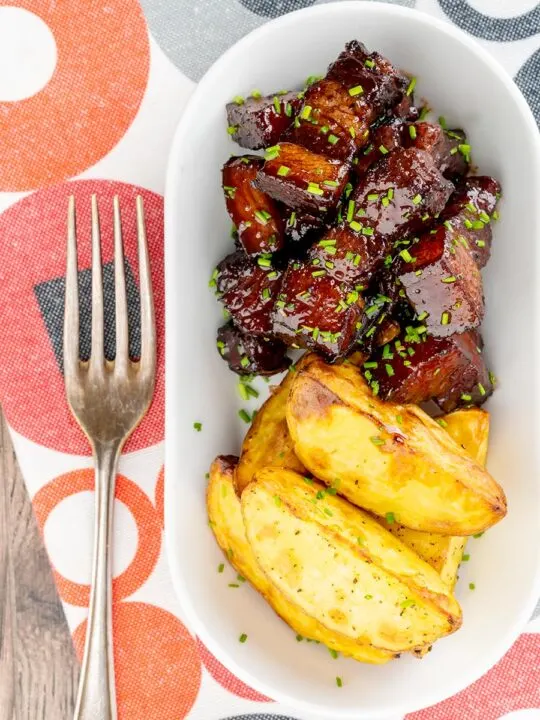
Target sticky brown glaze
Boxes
[216,322,291,376]
[271,261,364,359]
[283,208,326,249]
[222,156,284,255]
[397,223,485,338]
[226,91,304,150]
[440,176,501,268]
[254,142,350,214]
[215,251,283,336]
[364,329,493,412]
[309,147,455,287]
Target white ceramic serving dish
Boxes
[165,3,540,717]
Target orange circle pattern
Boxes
[33,469,161,606]
[0,0,149,191]
[73,602,202,720]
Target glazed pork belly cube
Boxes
[226,90,303,150]
[326,40,409,116]
[310,147,455,287]
[284,79,373,163]
[216,322,290,376]
[440,176,501,268]
[397,218,485,338]
[410,122,469,179]
[254,142,349,214]
[222,156,284,255]
[214,251,282,336]
[272,261,364,359]
[354,122,468,180]
[363,329,493,412]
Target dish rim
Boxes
[164,3,540,716]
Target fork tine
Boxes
[64,195,80,377]
[136,196,156,376]
[89,195,104,373]
[113,196,129,373]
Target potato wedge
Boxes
[242,467,462,654]
[382,407,489,588]
[236,370,306,494]
[207,455,395,664]
[287,356,506,535]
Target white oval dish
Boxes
[165,3,540,717]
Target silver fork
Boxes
[64,195,156,720]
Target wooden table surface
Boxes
[0,409,79,720]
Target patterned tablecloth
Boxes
[1,1,539,718]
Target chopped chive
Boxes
[238,409,251,423]
[228,583,240,588]
[336,677,343,688]
[349,126,356,138]
[412,194,422,205]
[385,363,394,377]
[401,598,415,608]
[257,256,272,268]
[273,95,281,114]
[319,238,337,247]
[348,85,364,97]
[239,633,248,643]
[240,356,250,368]
[379,144,389,155]
[408,124,417,139]
[277,165,290,177]
[469,582,476,590]
[442,275,457,283]
[396,414,403,425]
[400,249,415,263]
[441,311,450,325]
[312,269,326,277]
[458,143,471,162]
[382,197,390,207]
[232,95,244,105]
[473,532,484,539]
[367,193,379,201]
[265,144,280,160]
[250,89,262,98]
[193,422,202,432]
[406,76,417,96]
[320,124,330,135]
[462,553,471,561]
[273,495,281,507]
[347,200,355,222]
[254,209,271,224]
[227,125,238,135]
[438,115,447,129]
[285,102,292,116]
[461,394,472,403]
[328,133,339,145]
[349,220,362,232]
[296,634,304,641]
[365,58,375,68]
[478,383,486,396]
[437,418,447,428]
[364,594,373,600]
[385,512,395,524]
[387,188,394,200]
[489,371,497,385]
[361,226,374,236]
[300,105,312,120]
[370,436,385,446]
[307,182,324,196]
[323,179,338,187]
[363,361,378,369]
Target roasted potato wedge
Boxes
[442,408,490,467]
[207,455,395,663]
[242,468,462,653]
[287,355,506,535]
[236,370,306,494]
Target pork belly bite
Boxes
[214,251,282,336]
[397,222,485,338]
[310,147,455,287]
[216,322,290,376]
[226,90,303,150]
[271,261,364,359]
[363,329,494,412]
[440,176,501,268]
[222,156,284,255]
[254,142,349,214]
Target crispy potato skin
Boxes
[236,370,306,494]
[242,468,462,653]
[287,356,506,535]
[207,456,395,663]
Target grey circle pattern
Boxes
[515,48,540,127]
[141,0,415,82]
[438,0,540,42]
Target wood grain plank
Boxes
[0,409,79,719]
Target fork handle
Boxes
[74,441,121,720]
